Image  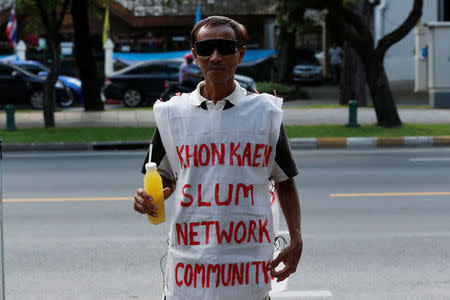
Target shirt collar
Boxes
[189,80,247,107]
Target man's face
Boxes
[192,24,245,85]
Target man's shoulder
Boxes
[155,93,189,110]
[243,92,283,110]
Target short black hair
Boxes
[190,16,248,48]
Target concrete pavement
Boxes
[2,107,449,128]
[1,81,449,150]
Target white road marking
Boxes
[330,192,450,197]
[270,290,333,298]
[3,150,145,159]
[4,197,130,203]
[409,157,450,162]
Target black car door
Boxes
[132,63,169,98]
[0,65,28,104]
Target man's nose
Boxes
[210,49,222,62]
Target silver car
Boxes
[292,49,323,84]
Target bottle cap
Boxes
[145,162,157,172]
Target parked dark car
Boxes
[292,49,324,84]
[9,60,83,107]
[101,58,257,107]
[0,62,72,109]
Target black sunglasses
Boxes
[194,39,243,56]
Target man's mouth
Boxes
[207,65,225,71]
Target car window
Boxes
[9,65,36,77]
[129,64,168,75]
[189,64,202,74]
[23,65,46,75]
[167,63,180,74]
[295,49,319,65]
[296,56,319,65]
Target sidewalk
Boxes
[1,81,449,150]
[2,107,449,128]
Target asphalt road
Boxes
[1,148,450,299]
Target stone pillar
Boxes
[16,40,26,61]
[264,19,274,49]
[426,22,450,108]
[104,38,114,77]
[414,25,427,92]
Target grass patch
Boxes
[285,124,450,138]
[395,105,431,109]
[0,127,155,143]
[1,124,449,144]
[285,104,432,109]
[109,107,153,111]
[285,104,347,109]
[256,82,309,99]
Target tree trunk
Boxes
[276,26,296,83]
[341,42,367,106]
[35,0,71,128]
[43,38,58,128]
[71,0,104,111]
[366,62,402,127]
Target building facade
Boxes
[0,0,276,54]
[380,0,449,81]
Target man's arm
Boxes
[270,178,303,282]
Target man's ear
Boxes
[238,46,246,64]
[192,48,199,65]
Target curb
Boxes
[2,136,450,152]
[290,136,450,149]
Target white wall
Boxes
[382,0,438,81]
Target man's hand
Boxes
[133,188,171,217]
[270,237,303,282]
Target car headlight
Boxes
[55,81,64,88]
[316,66,323,72]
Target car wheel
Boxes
[30,90,44,110]
[58,89,75,108]
[123,89,142,107]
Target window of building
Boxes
[439,0,450,21]
[445,0,450,20]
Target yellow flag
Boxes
[103,5,110,47]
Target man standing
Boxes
[179,52,201,89]
[134,16,302,299]
[329,42,343,85]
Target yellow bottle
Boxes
[143,162,165,224]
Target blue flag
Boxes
[194,3,201,25]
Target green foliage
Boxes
[284,124,450,138]
[0,127,156,143]
[344,0,362,5]
[1,124,449,143]
[272,0,305,34]
[256,82,310,99]
[16,0,40,34]
[16,0,69,34]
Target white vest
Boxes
[153,90,283,300]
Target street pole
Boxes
[0,138,4,300]
[346,100,360,128]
